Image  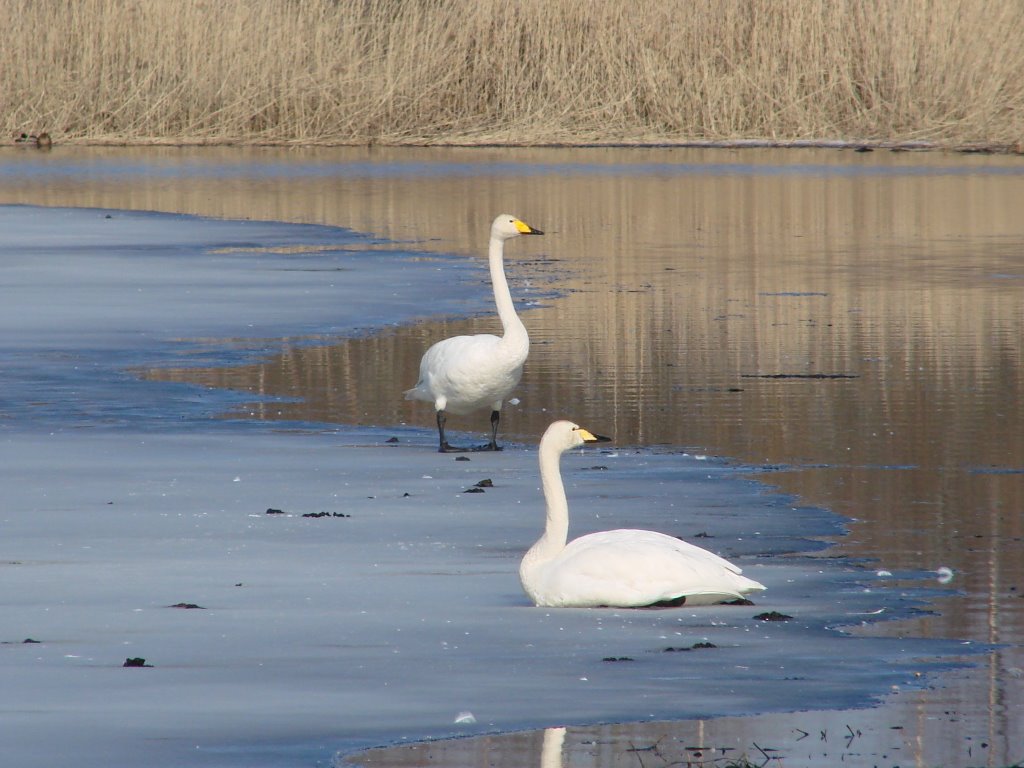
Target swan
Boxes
[405,213,543,452]
[520,421,767,608]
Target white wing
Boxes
[537,529,765,608]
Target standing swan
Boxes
[520,421,767,608]
[405,214,543,452]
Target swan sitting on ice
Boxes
[405,214,543,452]
[520,421,767,608]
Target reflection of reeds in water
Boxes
[89,150,1020,466]
[4,1,1024,145]
[352,711,1020,768]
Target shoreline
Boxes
[11,137,1024,154]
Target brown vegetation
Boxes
[3,0,1024,145]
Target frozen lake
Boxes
[1,146,1022,767]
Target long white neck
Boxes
[528,439,570,561]
[489,235,528,352]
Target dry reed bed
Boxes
[4,0,1024,146]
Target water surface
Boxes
[2,145,1022,765]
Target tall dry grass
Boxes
[3,0,1024,145]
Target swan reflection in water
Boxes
[540,727,566,768]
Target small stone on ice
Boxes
[454,711,476,724]
[508,398,520,405]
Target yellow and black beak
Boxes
[514,219,544,236]
[576,428,611,443]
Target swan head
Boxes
[542,420,612,452]
[491,214,544,241]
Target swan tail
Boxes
[737,574,767,593]
[403,384,431,403]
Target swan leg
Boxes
[484,409,503,451]
[467,409,503,452]
[436,410,468,453]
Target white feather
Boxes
[520,421,767,608]
[405,214,542,448]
